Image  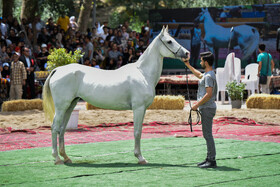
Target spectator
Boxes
[108,43,121,62]
[1,62,10,79]
[124,21,132,33]
[106,58,116,70]
[11,19,21,34]
[69,16,78,31]
[116,55,123,68]
[84,35,94,61]
[106,28,114,41]
[0,18,8,37]
[137,39,146,53]
[91,27,99,40]
[257,44,275,94]
[100,26,109,40]
[91,58,100,68]
[0,45,11,63]
[20,47,36,99]
[46,17,55,33]
[93,48,105,65]
[14,39,25,53]
[122,26,129,40]
[126,48,135,64]
[134,50,141,61]
[113,30,123,46]
[9,52,27,100]
[0,32,7,47]
[37,27,50,46]
[8,29,19,45]
[37,44,49,70]
[84,57,92,67]
[57,13,70,32]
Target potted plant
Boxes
[226,80,246,109]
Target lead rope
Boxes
[185,66,201,132]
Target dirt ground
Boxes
[0,108,279,130]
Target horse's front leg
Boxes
[133,106,148,164]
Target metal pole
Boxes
[92,0,96,28]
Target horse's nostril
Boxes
[185,52,189,58]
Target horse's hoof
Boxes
[138,160,148,164]
[64,159,72,164]
[55,160,64,165]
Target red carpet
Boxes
[0,117,279,151]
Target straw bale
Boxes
[86,95,185,110]
[1,99,43,112]
[246,94,280,109]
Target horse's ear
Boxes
[160,26,165,34]
[201,8,205,12]
[206,7,208,11]
[165,25,169,33]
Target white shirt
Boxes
[25,56,31,67]
[0,23,7,37]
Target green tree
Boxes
[47,48,83,71]
[2,0,14,18]
[77,0,93,33]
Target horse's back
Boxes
[49,63,153,110]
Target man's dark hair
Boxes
[200,51,214,66]
[85,35,91,40]
[259,43,266,51]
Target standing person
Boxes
[37,44,49,70]
[83,35,94,62]
[182,51,218,168]
[9,52,26,100]
[57,13,70,32]
[190,23,202,68]
[20,47,36,99]
[257,44,275,94]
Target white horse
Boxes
[43,26,190,165]
[197,8,259,68]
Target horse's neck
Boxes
[204,13,219,31]
[136,38,163,87]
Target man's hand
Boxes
[191,101,199,111]
[182,58,190,66]
[23,80,26,86]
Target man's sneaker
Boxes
[197,158,208,166]
[198,160,217,168]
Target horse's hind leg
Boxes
[52,110,66,165]
[59,98,79,164]
[133,106,148,164]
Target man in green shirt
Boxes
[257,44,275,94]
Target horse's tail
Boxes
[242,27,259,60]
[43,69,56,122]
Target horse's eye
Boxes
[167,40,172,44]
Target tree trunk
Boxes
[77,0,93,33]
[2,0,14,18]
[20,0,38,49]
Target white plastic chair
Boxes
[241,63,259,96]
[216,53,241,104]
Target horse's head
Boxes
[196,8,210,22]
[158,26,190,60]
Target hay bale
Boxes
[86,95,185,110]
[148,95,185,110]
[1,99,43,112]
[246,94,280,109]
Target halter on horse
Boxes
[43,26,190,165]
[196,8,259,68]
